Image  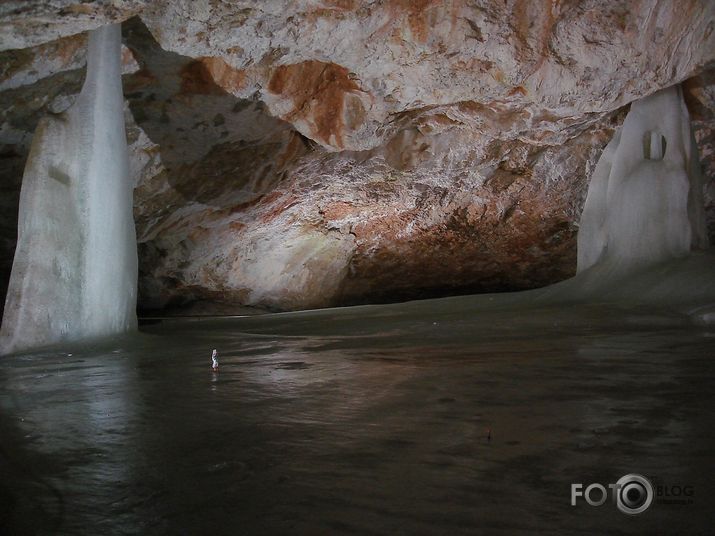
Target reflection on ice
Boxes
[1,307,713,533]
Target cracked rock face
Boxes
[1,1,714,313]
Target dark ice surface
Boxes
[1,302,714,534]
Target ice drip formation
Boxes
[0,24,137,354]
[540,85,714,310]
[0,18,712,353]
[577,86,708,275]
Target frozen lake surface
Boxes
[1,299,714,534]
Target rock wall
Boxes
[1,1,714,313]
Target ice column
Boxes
[0,24,137,354]
[577,85,708,274]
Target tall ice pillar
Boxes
[0,24,137,354]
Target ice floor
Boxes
[1,294,714,534]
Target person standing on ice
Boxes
[211,349,219,371]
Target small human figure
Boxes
[211,349,219,371]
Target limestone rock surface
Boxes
[1,1,714,313]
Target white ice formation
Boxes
[0,24,137,354]
[577,85,708,274]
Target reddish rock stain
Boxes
[199,57,246,94]
[179,59,225,95]
[268,61,362,148]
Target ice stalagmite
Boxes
[0,24,137,354]
[577,85,708,274]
